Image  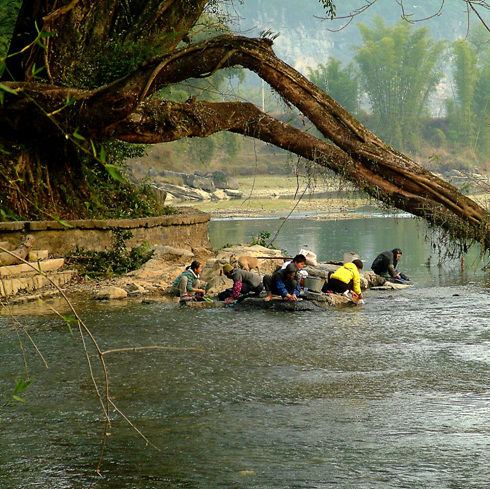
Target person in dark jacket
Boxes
[263,263,301,302]
[220,264,264,304]
[371,248,403,279]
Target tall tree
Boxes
[354,16,446,151]
[445,26,490,159]
[307,58,359,115]
[1,1,490,250]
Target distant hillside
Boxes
[227,0,479,76]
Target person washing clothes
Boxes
[322,259,364,300]
[171,261,206,301]
[371,248,410,281]
[220,264,264,304]
[263,263,301,302]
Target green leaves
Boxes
[104,164,125,184]
[354,16,446,150]
[5,375,34,407]
[34,21,55,50]
[62,315,79,335]
[319,0,336,20]
[0,81,17,104]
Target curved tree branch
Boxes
[114,97,490,248]
[2,34,489,248]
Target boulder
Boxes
[159,169,186,179]
[223,189,243,199]
[205,275,232,297]
[206,171,239,190]
[148,185,167,206]
[215,245,283,276]
[211,189,230,201]
[154,182,206,201]
[128,246,194,281]
[96,286,127,300]
[183,174,216,192]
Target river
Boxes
[1,215,490,489]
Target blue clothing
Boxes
[264,267,301,298]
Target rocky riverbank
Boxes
[3,243,406,315]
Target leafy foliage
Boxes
[354,16,446,151]
[67,229,155,278]
[445,26,490,160]
[250,230,275,248]
[307,58,359,115]
[4,375,34,407]
[0,0,21,58]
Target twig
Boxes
[0,245,196,474]
[268,183,310,247]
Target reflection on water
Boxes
[1,216,490,488]
[210,215,490,287]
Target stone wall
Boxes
[0,208,211,256]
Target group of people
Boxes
[221,253,307,303]
[171,248,407,303]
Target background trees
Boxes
[445,26,490,164]
[307,59,360,116]
[305,15,489,171]
[353,16,446,152]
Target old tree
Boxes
[1,0,490,249]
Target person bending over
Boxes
[220,264,264,304]
[371,248,404,279]
[263,263,301,302]
[323,259,364,300]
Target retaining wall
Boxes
[0,208,211,256]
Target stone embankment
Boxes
[0,242,76,298]
[0,208,211,256]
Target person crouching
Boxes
[322,259,364,301]
[263,263,301,302]
[171,260,206,301]
[220,264,264,304]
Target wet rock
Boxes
[183,300,227,309]
[235,297,323,311]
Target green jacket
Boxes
[172,268,199,292]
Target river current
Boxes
[1,215,490,488]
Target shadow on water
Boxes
[1,216,490,488]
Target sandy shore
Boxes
[185,189,376,220]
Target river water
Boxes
[1,215,490,489]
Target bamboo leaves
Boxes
[5,375,34,407]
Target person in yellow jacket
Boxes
[322,259,364,299]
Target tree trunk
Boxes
[1,3,489,250]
